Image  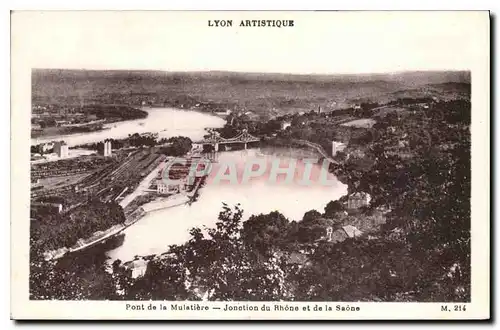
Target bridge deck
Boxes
[195,131,260,144]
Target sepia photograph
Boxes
[11,10,490,320]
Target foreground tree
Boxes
[30,241,118,300]
[125,204,295,300]
[160,136,192,157]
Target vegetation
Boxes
[30,202,128,300]
[74,135,192,158]
[76,133,158,150]
[83,104,147,121]
[158,136,193,157]
[30,242,119,300]
[31,201,126,252]
[31,104,147,138]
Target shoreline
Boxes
[31,105,226,146]
[43,176,205,261]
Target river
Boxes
[35,107,347,262]
[31,107,226,147]
[106,147,347,262]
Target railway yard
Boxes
[30,147,166,212]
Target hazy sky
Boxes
[12,11,488,74]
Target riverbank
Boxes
[43,196,185,261]
[31,107,225,147]
[31,104,148,139]
[43,174,205,261]
[31,123,109,139]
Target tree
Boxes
[241,211,290,256]
[161,136,192,157]
[302,209,321,223]
[324,200,344,218]
[32,201,126,253]
[336,100,471,301]
[124,204,294,301]
[296,217,337,243]
[30,241,118,300]
[289,238,426,301]
[119,256,191,300]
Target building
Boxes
[325,227,349,243]
[53,141,69,158]
[123,258,149,279]
[155,157,203,195]
[324,225,363,243]
[156,180,185,195]
[331,141,347,156]
[342,225,363,238]
[98,140,112,157]
[104,140,112,156]
[347,192,371,209]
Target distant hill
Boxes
[32,69,470,116]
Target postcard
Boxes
[11,10,490,320]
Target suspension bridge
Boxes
[194,129,260,152]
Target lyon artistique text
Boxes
[208,19,294,28]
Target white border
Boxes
[8,9,491,321]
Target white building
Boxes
[331,141,347,156]
[157,180,185,195]
[124,258,149,279]
[53,141,69,158]
[98,140,112,157]
[104,140,112,157]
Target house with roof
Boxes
[328,227,348,243]
[342,225,363,238]
[123,258,149,279]
[323,225,363,243]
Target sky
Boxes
[11,11,489,74]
